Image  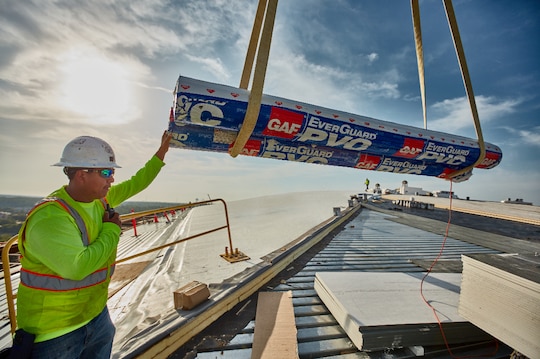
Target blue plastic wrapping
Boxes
[168,75,502,181]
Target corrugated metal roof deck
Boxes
[187,208,508,359]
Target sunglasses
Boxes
[82,168,115,178]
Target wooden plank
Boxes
[251,291,298,359]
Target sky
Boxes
[1,0,539,205]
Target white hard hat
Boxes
[52,136,121,168]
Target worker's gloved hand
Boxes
[103,209,122,229]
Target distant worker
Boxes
[14,131,173,358]
[365,178,370,191]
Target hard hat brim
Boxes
[52,162,122,168]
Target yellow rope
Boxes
[239,0,268,90]
[442,0,486,179]
[411,0,428,130]
[233,0,485,180]
[230,0,278,157]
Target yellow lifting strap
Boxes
[411,0,427,130]
[412,0,486,179]
[442,0,486,179]
[230,0,279,158]
[233,0,486,180]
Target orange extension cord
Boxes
[419,180,500,358]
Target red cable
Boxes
[419,180,499,358]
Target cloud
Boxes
[1,0,538,206]
[355,80,399,100]
[428,95,522,133]
[264,53,351,107]
[0,1,185,58]
[0,45,150,124]
[261,47,401,118]
[0,1,257,126]
[0,2,170,124]
[502,125,540,147]
[185,55,230,82]
[366,53,379,63]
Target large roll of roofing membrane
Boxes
[168,76,502,182]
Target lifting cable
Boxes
[417,5,492,356]
[411,0,428,130]
[444,0,486,179]
[420,181,500,358]
[230,0,278,157]
[412,0,486,179]
[233,0,486,180]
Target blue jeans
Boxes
[30,307,115,359]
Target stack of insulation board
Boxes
[313,272,492,351]
[168,75,503,182]
[459,253,540,358]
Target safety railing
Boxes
[1,198,248,335]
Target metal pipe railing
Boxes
[1,234,19,335]
[1,198,241,335]
[117,198,235,263]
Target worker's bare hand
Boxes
[103,211,122,229]
[155,131,173,161]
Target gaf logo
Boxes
[229,139,261,157]
[262,107,305,139]
[476,151,501,169]
[394,138,425,159]
[355,154,381,170]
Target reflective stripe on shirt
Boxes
[20,264,115,291]
[54,198,91,246]
[23,198,90,246]
[20,197,114,291]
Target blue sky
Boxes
[1,0,539,205]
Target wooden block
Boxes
[251,291,298,359]
[173,281,210,310]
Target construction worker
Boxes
[364,178,370,191]
[14,131,172,358]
